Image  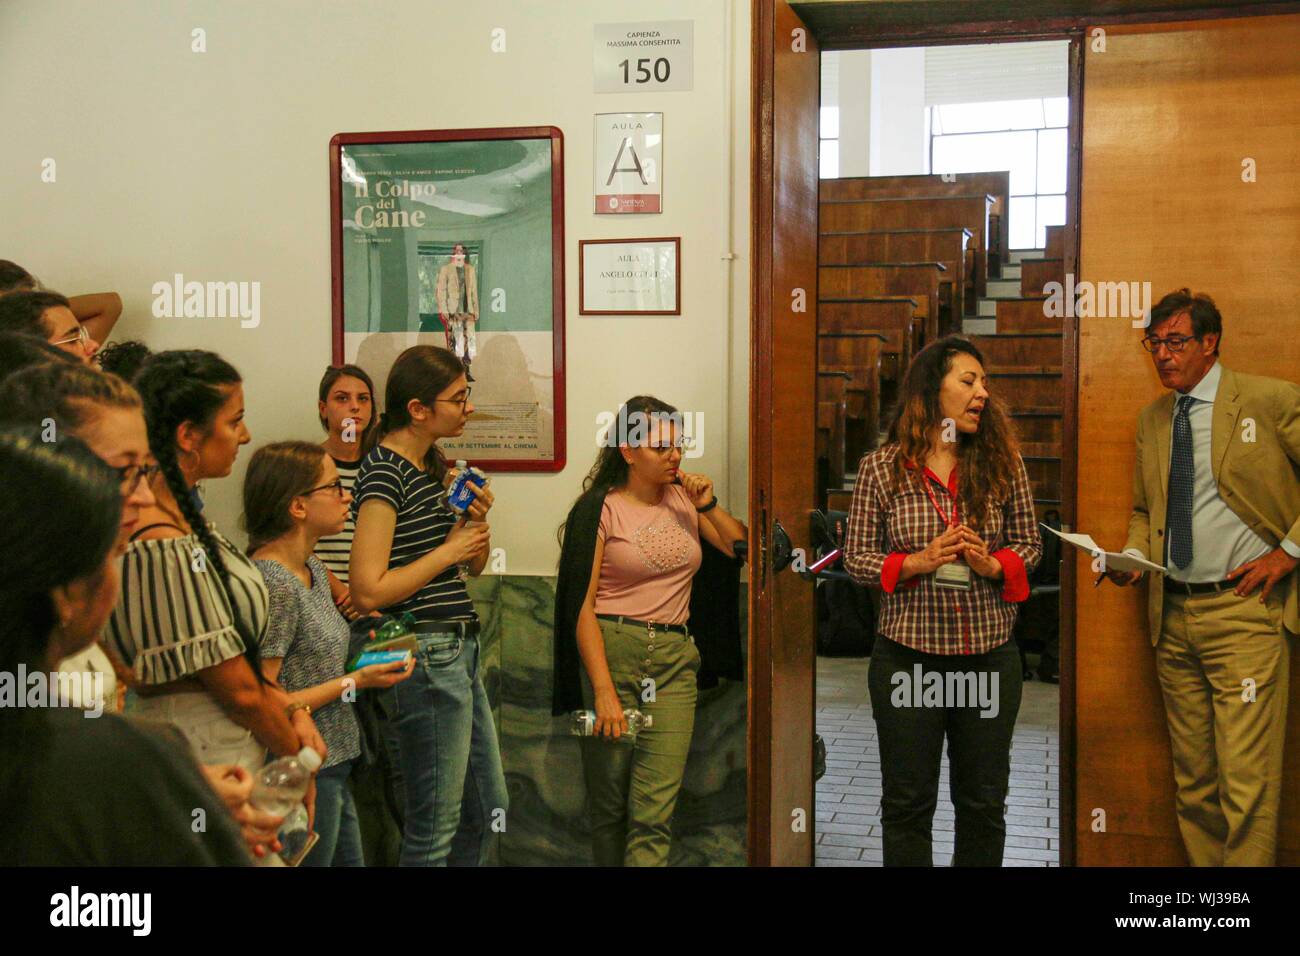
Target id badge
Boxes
[935,561,973,591]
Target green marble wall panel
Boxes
[466,573,748,866]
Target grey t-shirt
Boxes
[256,556,361,769]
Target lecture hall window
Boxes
[820,106,840,180]
[929,96,1068,249]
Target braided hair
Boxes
[134,350,264,679]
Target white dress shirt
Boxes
[1164,361,1292,581]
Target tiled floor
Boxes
[815,653,1060,867]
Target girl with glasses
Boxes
[0,361,158,714]
[349,344,504,866]
[553,397,747,866]
[245,440,414,866]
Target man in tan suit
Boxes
[435,243,479,364]
[1105,289,1300,866]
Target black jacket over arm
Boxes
[551,487,745,716]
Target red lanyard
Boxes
[922,469,970,651]
[921,472,960,529]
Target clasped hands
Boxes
[901,523,1002,581]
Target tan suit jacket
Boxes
[436,261,478,317]
[1123,365,1300,643]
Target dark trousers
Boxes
[867,635,1022,866]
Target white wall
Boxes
[869,47,928,175]
[0,0,751,576]
[835,51,873,178]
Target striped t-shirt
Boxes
[313,455,361,583]
[351,445,477,626]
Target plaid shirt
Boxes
[843,443,1042,655]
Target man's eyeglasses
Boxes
[434,386,472,410]
[301,478,347,499]
[117,462,161,494]
[51,324,91,350]
[1141,334,1197,354]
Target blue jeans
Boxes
[303,759,365,867]
[383,633,508,866]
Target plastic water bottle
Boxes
[446,460,487,514]
[251,746,322,860]
[569,708,654,738]
[447,460,488,582]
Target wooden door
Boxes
[749,0,820,866]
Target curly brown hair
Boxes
[885,335,1021,530]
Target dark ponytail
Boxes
[134,350,264,680]
[379,345,465,482]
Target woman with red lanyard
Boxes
[843,335,1042,866]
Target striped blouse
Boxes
[106,523,270,685]
[312,456,361,584]
[351,445,477,626]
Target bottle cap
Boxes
[455,459,468,469]
[296,746,323,772]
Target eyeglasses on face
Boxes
[51,324,91,350]
[1141,334,1197,354]
[116,462,161,495]
[433,386,472,409]
[647,438,694,455]
[300,478,346,498]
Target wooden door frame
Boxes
[749,0,820,867]
[752,0,1300,869]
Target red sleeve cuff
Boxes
[881,552,920,593]
[993,549,1030,602]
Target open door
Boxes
[749,0,820,866]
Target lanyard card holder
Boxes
[934,561,973,591]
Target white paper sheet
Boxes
[1040,524,1167,575]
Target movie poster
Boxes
[330,128,566,471]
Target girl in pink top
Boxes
[560,396,746,866]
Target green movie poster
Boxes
[333,131,563,469]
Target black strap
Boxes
[596,613,689,635]
[129,521,187,542]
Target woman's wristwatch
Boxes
[696,495,718,514]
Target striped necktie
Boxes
[1167,394,1195,569]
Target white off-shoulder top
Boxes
[105,522,269,685]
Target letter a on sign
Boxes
[595,113,663,214]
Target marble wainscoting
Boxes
[465,574,748,866]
